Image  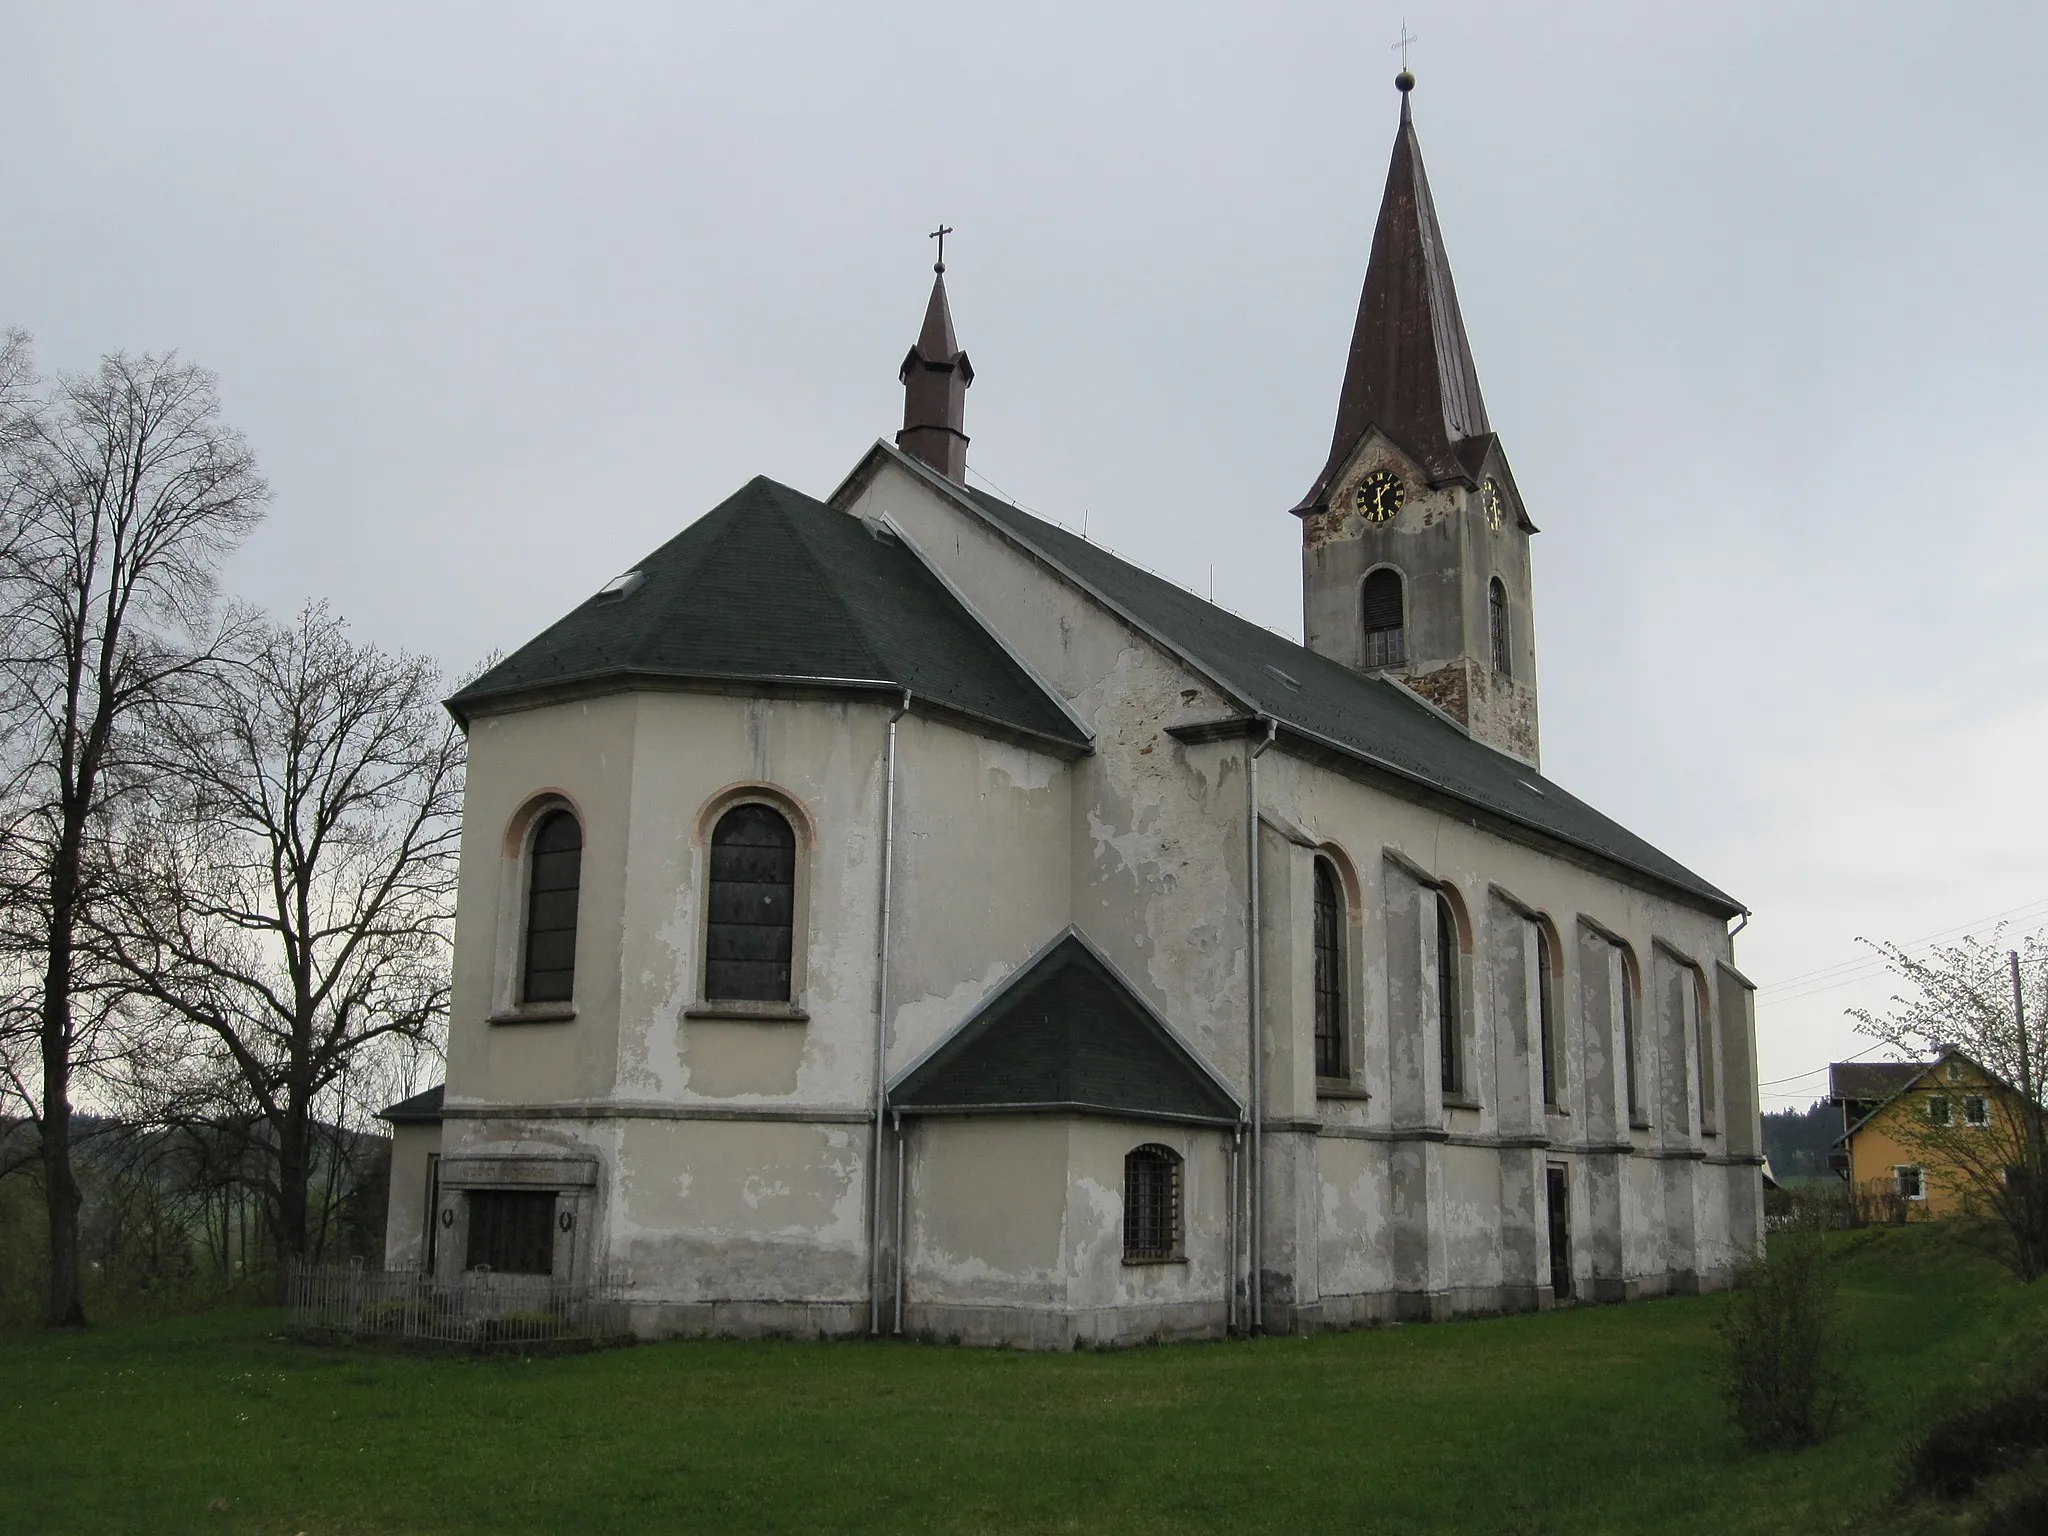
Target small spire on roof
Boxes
[898,227,974,483]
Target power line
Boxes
[1755,896,2048,1008]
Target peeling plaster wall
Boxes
[381,1124,437,1272]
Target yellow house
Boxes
[1828,1049,2022,1219]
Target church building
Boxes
[382,73,1764,1345]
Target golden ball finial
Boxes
[1396,69,1415,93]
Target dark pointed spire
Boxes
[1293,73,1490,513]
[898,233,973,483]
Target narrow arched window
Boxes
[706,803,797,1001]
[1123,1144,1182,1261]
[1313,859,1344,1078]
[1619,948,1642,1122]
[1361,568,1406,669]
[1437,893,1462,1098]
[1537,926,1558,1107]
[522,810,583,1004]
[1489,578,1511,678]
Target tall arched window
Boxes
[1361,568,1406,669]
[1537,925,1558,1107]
[705,803,797,1001]
[1313,859,1344,1078]
[1619,947,1642,1122]
[1123,1144,1182,1262]
[1437,893,1463,1097]
[522,809,583,1004]
[1489,578,1511,678]
[1694,968,1718,1132]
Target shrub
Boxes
[1900,1361,2048,1501]
[1718,1225,1860,1450]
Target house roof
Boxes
[446,476,1090,755]
[379,1084,444,1125]
[839,444,1741,916]
[1828,1061,1926,1105]
[889,932,1244,1127]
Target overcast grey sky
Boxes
[6,1,2046,1102]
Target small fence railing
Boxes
[286,1261,630,1351]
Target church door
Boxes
[1545,1166,1573,1301]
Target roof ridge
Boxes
[768,485,894,686]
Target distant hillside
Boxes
[1762,1100,1843,1180]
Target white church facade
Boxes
[382,75,1764,1346]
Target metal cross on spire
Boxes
[1391,19,1418,71]
[929,223,953,273]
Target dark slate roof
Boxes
[890,933,1243,1126]
[923,471,1740,916]
[1828,1060,1925,1105]
[1297,84,1491,510]
[447,476,1088,753]
[380,1084,444,1125]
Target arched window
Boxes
[1694,968,1718,1132]
[705,803,797,1001]
[1489,578,1511,678]
[1123,1144,1182,1262]
[1437,893,1463,1097]
[1618,946,1642,1122]
[1361,568,1406,669]
[1537,925,1558,1107]
[522,809,583,1004]
[1313,859,1345,1078]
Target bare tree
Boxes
[0,345,266,1325]
[1850,926,2048,1279]
[97,603,461,1279]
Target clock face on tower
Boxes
[1482,478,1505,531]
[1354,470,1405,524]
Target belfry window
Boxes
[522,809,583,1004]
[1437,893,1463,1098]
[1313,859,1345,1077]
[1361,569,1406,668]
[1123,1145,1182,1262]
[705,803,798,1001]
[1489,578,1511,678]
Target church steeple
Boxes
[1294,72,1540,767]
[1293,70,1490,513]
[897,231,974,483]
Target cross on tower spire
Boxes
[1392,20,1418,71]
[929,223,953,273]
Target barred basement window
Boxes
[706,803,797,1001]
[466,1190,557,1275]
[1438,893,1463,1098]
[1489,578,1511,678]
[1123,1145,1182,1262]
[1361,569,1406,669]
[1313,859,1345,1077]
[1537,925,1558,1108]
[522,810,583,1004]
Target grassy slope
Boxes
[2,1228,2042,1536]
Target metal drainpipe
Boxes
[892,1109,907,1335]
[1226,1128,1241,1334]
[868,689,911,1335]
[1247,716,1277,1333]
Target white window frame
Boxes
[1926,1094,1952,1126]
[1962,1094,1990,1127]
[1894,1164,1927,1201]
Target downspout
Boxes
[892,1109,907,1335]
[1247,715,1277,1333]
[1226,1127,1241,1334]
[869,689,911,1335]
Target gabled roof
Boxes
[1296,84,1491,510]
[838,444,1741,917]
[1830,1048,2018,1147]
[380,1084,444,1125]
[447,476,1089,754]
[889,931,1243,1127]
[1828,1060,1925,1105]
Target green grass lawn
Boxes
[3,1228,2043,1535]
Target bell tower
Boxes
[1292,70,1540,766]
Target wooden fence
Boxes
[286,1261,630,1351]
